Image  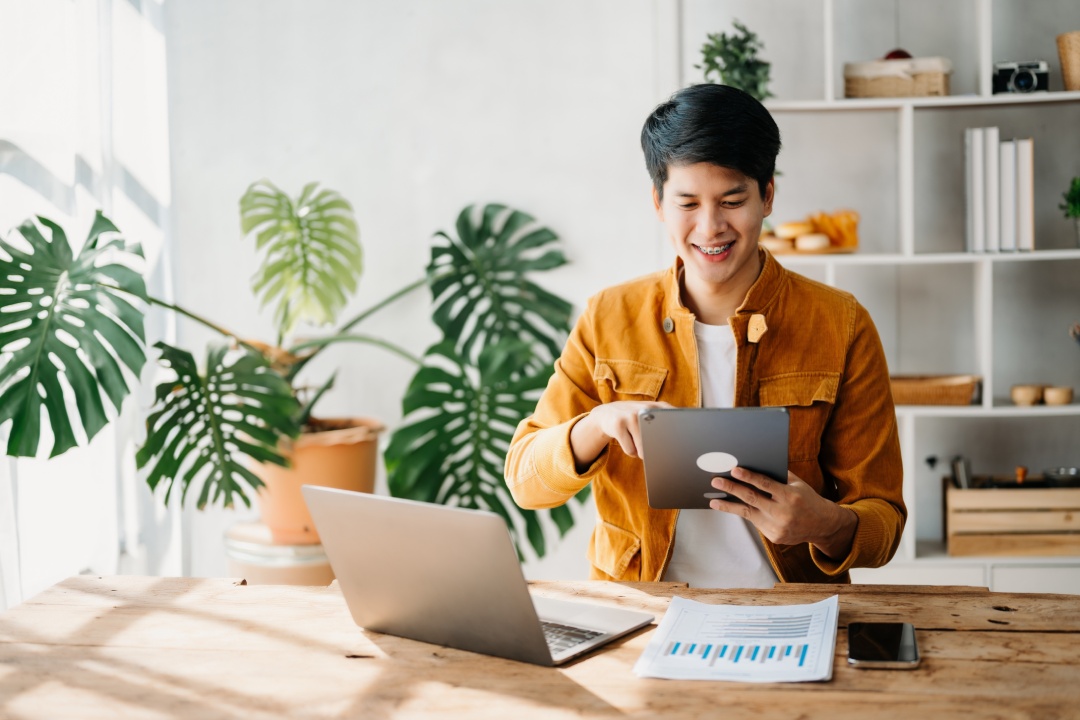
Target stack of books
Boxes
[964,127,1034,253]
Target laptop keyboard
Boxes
[541,620,604,654]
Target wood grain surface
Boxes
[1,576,1078,719]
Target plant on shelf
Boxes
[0,195,585,559]
[1062,176,1080,247]
[1061,176,1080,219]
[695,20,773,101]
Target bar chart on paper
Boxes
[634,595,838,682]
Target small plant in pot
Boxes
[1061,175,1080,247]
[695,20,773,101]
[1,190,587,560]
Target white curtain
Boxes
[0,0,176,610]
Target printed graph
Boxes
[664,640,810,668]
[634,596,839,682]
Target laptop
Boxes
[301,486,654,666]
[638,407,790,509]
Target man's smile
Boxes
[694,240,735,256]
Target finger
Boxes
[613,428,639,458]
[730,466,783,496]
[709,496,754,520]
[709,475,761,507]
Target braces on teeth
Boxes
[698,242,733,255]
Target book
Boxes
[1016,138,1035,251]
[999,139,1017,252]
[969,128,985,253]
[983,127,1000,252]
[965,128,975,252]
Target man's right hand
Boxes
[570,401,674,471]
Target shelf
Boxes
[767,91,1080,113]
[914,541,1080,564]
[896,403,1080,419]
[774,249,1080,266]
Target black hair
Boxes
[641,84,781,200]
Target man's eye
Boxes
[722,200,746,208]
[678,203,697,210]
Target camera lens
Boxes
[1012,69,1036,92]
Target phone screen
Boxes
[847,622,920,668]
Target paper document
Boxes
[633,595,839,682]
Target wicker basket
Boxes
[844,57,952,98]
[890,375,981,406]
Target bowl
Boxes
[1010,384,1043,406]
[1043,386,1074,406]
[1045,467,1080,487]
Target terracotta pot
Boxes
[255,417,384,545]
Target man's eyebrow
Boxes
[673,183,749,198]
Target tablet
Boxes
[638,407,790,509]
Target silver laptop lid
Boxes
[301,486,554,666]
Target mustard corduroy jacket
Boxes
[504,247,905,584]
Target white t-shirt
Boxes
[660,321,780,589]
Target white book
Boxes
[970,128,985,253]
[1016,137,1035,251]
[983,127,1000,253]
[999,139,1017,252]
[964,128,975,252]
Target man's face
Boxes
[653,162,774,301]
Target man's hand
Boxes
[570,400,674,471]
[708,468,858,560]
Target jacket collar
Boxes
[663,245,786,321]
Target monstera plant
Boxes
[0,196,585,559]
[0,181,411,510]
[386,204,588,559]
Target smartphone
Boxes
[847,622,920,669]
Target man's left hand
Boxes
[708,467,857,560]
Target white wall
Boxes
[163,0,679,579]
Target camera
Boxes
[992,60,1049,94]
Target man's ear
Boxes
[763,177,776,218]
[652,185,664,220]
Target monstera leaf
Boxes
[136,342,301,509]
[428,204,572,365]
[386,340,587,560]
[240,180,362,338]
[0,212,147,457]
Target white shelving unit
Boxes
[714,0,1080,591]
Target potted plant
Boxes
[1061,176,1080,246]
[0,192,587,560]
[695,20,773,101]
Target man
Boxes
[504,84,904,587]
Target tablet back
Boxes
[638,407,789,509]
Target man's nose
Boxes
[699,205,729,237]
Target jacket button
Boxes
[663,317,674,333]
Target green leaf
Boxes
[135,342,301,510]
[239,180,363,338]
[386,339,586,560]
[426,203,572,366]
[0,211,147,458]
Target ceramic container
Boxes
[1043,386,1074,406]
[1010,384,1043,406]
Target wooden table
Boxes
[1,576,1079,719]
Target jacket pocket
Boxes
[587,521,642,580]
[594,359,667,403]
[758,372,840,462]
